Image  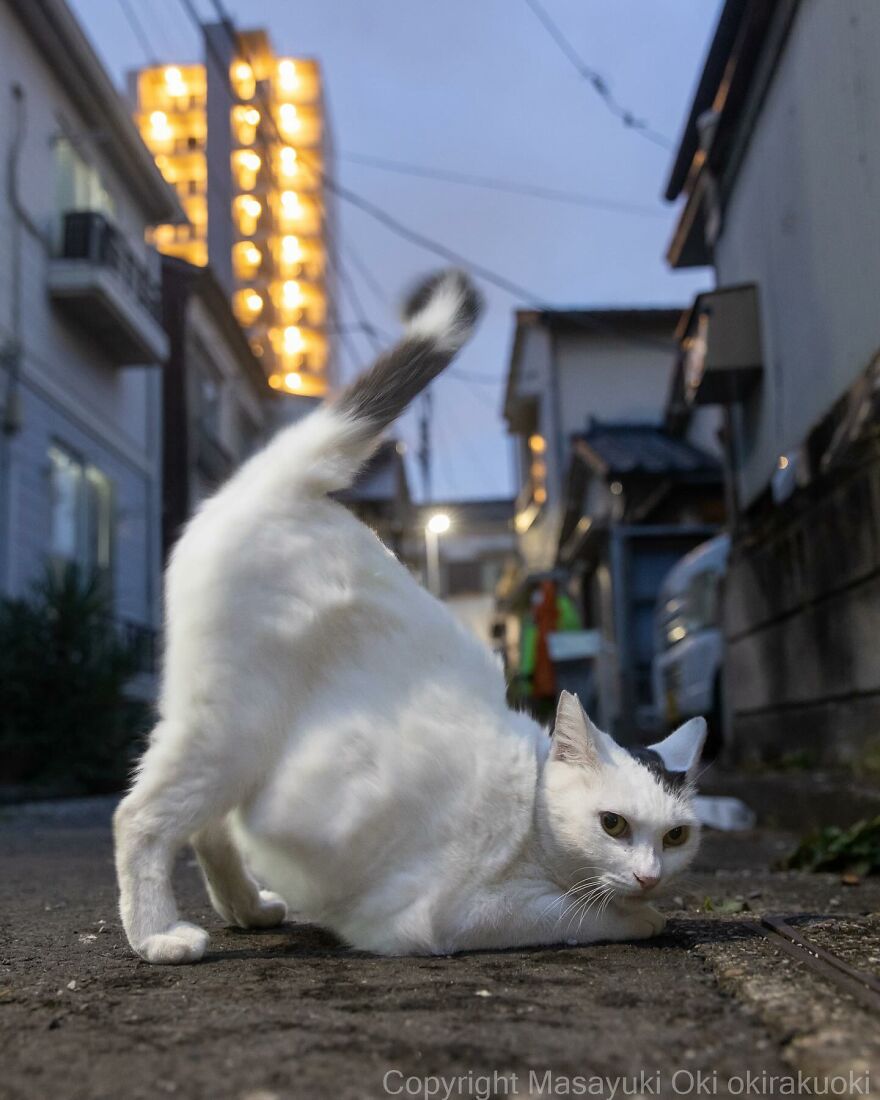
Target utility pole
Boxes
[418,388,433,501]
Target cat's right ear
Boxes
[550,691,601,767]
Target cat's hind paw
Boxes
[138,921,209,965]
[244,890,288,929]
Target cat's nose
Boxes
[634,873,660,891]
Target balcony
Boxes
[48,211,169,366]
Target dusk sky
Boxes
[71,0,721,501]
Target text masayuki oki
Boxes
[381,1067,871,1098]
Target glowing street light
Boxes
[425,512,451,595]
[426,512,451,535]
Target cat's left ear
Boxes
[650,717,707,778]
[550,691,602,768]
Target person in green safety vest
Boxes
[517,579,582,718]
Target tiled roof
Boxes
[575,422,721,478]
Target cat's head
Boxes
[536,691,706,903]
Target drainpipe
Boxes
[0,84,30,595]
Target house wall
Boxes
[714,0,880,767]
[513,322,678,572]
[186,294,266,502]
[0,3,163,625]
[714,0,880,508]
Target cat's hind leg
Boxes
[114,719,245,964]
[192,816,287,930]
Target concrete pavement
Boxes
[1,799,878,1099]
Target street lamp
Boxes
[425,512,451,596]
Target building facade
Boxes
[0,0,181,643]
[666,0,880,766]
[502,308,724,739]
[133,23,335,404]
[160,257,269,558]
[503,309,713,570]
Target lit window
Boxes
[232,240,262,280]
[278,59,299,94]
[233,288,264,326]
[279,191,303,229]
[230,60,256,101]
[283,326,304,354]
[232,105,260,145]
[164,66,187,97]
[280,235,302,268]
[281,280,303,310]
[279,146,298,178]
[233,194,262,235]
[279,103,301,136]
[232,149,261,190]
[148,110,173,150]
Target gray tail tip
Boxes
[401,269,484,348]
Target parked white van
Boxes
[653,534,729,758]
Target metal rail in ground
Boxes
[760,914,880,1014]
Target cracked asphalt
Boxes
[1,798,879,1099]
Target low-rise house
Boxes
[502,307,723,737]
[0,0,183,660]
[557,421,722,735]
[503,308,688,572]
[665,0,880,766]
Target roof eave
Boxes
[664,0,750,202]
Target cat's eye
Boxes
[664,825,690,848]
[600,812,628,838]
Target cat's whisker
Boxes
[564,884,613,932]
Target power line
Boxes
[118,0,160,64]
[325,178,676,352]
[340,152,664,217]
[335,258,384,355]
[447,369,505,386]
[342,239,393,308]
[523,0,674,151]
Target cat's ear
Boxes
[650,717,707,778]
[550,691,601,767]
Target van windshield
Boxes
[657,569,721,648]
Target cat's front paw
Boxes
[630,904,666,939]
[138,921,209,964]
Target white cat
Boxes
[114,270,706,964]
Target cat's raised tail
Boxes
[260,269,481,497]
[335,268,482,439]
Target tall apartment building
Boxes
[132,23,334,402]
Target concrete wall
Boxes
[715,0,880,508]
[0,4,163,625]
[726,451,880,767]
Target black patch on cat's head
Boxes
[627,746,687,794]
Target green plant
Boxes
[783,816,880,876]
[0,565,150,794]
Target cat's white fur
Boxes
[114,270,706,965]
